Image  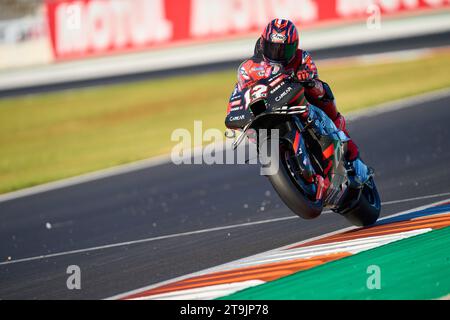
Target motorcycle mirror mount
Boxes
[232,122,252,150]
[224,129,236,139]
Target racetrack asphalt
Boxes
[0,93,449,299]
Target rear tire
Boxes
[266,141,322,219]
[340,177,381,227]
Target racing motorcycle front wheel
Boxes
[265,139,323,219]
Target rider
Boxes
[225,18,368,182]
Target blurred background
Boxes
[1,0,450,300]
[0,0,449,194]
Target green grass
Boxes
[1,51,450,194]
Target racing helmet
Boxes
[261,19,299,65]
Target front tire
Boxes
[266,141,323,219]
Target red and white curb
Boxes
[109,199,450,300]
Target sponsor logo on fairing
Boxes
[229,115,245,122]
[275,86,292,102]
[271,64,282,75]
[239,67,250,80]
[274,105,307,115]
[252,66,266,77]
[270,82,285,94]
[231,86,239,98]
[229,99,241,106]
[268,74,285,87]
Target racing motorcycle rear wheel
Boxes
[340,176,381,226]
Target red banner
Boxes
[46,0,450,60]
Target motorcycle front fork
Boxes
[290,117,328,200]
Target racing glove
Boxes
[296,70,315,82]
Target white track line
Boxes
[1,192,449,267]
[373,192,450,206]
[0,216,298,266]
[0,153,168,203]
[107,197,450,300]
[1,88,450,204]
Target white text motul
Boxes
[190,0,318,37]
[337,0,450,16]
[55,0,173,55]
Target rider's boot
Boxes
[333,113,369,184]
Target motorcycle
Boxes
[225,68,381,226]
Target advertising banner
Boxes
[45,0,450,60]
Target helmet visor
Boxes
[262,39,297,64]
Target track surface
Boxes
[0,31,448,98]
[0,93,449,299]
